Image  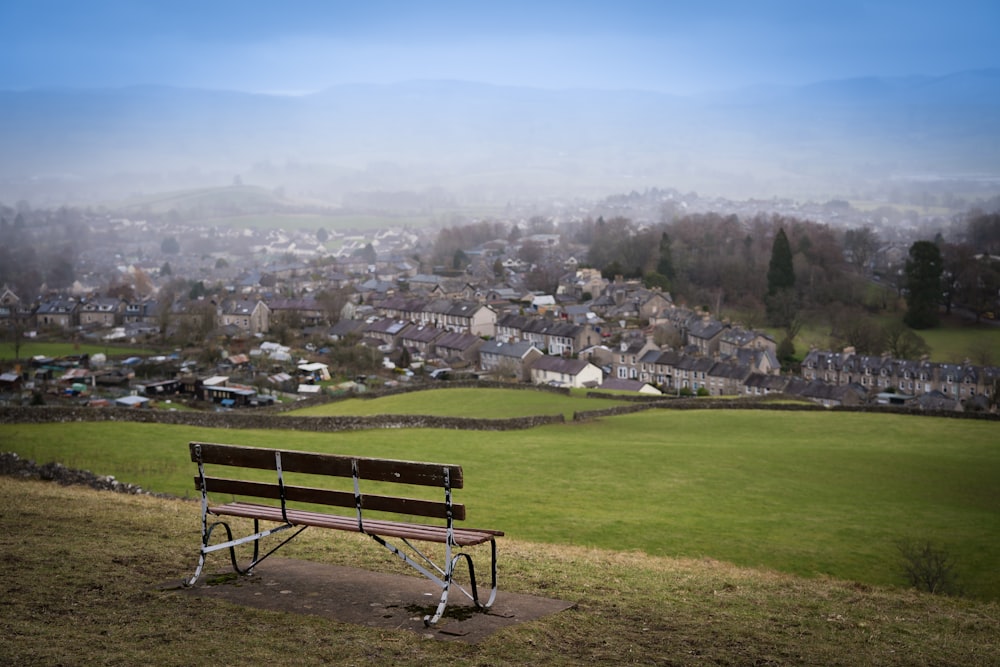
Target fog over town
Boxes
[2,1,999,412]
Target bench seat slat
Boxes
[196,476,468,520]
[191,442,464,488]
[209,501,503,547]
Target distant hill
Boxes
[2,72,999,204]
[113,184,290,216]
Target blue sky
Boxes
[2,0,998,95]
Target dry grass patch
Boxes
[2,476,997,666]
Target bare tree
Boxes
[896,539,961,596]
[882,321,929,360]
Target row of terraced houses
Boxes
[5,286,997,410]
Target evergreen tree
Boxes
[161,236,180,254]
[656,232,675,281]
[903,240,944,329]
[361,243,377,264]
[766,228,794,295]
[766,227,796,326]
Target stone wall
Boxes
[0,406,566,431]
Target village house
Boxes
[327,318,366,341]
[730,348,782,375]
[557,267,608,301]
[641,349,682,387]
[598,377,661,395]
[674,355,717,393]
[685,315,727,356]
[743,373,806,398]
[719,327,778,356]
[432,330,486,367]
[479,340,544,382]
[79,296,125,328]
[610,337,660,380]
[267,297,327,328]
[530,355,603,388]
[705,358,755,396]
[219,298,270,335]
[801,348,999,405]
[425,300,496,336]
[397,323,446,360]
[123,299,159,326]
[375,296,496,337]
[376,295,432,322]
[590,279,673,322]
[495,312,599,356]
[362,318,408,349]
[798,380,868,408]
[35,297,79,330]
[0,286,26,325]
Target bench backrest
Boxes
[190,441,467,521]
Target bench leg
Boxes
[367,535,499,626]
[188,518,303,586]
[425,538,499,626]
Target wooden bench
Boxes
[187,441,503,625]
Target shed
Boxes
[114,395,151,408]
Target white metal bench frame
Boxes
[187,441,501,626]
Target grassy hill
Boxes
[2,476,997,666]
[3,404,997,600]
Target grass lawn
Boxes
[4,476,997,665]
[287,387,629,419]
[3,408,997,600]
[760,312,999,365]
[911,315,1000,363]
[0,341,160,361]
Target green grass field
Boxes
[4,406,997,600]
[912,316,1000,363]
[288,387,628,419]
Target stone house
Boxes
[495,312,599,356]
[642,349,684,388]
[267,297,327,327]
[743,372,795,397]
[124,299,160,326]
[685,315,726,357]
[719,328,777,356]
[798,380,867,408]
[673,355,716,393]
[0,286,33,327]
[362,318,408,349]
[610,337,660,380]
[79,297,125,328]
[705,359,754,396]
[426,300,496,337]
[479,340,544,382]
[35,297,78,330]
[398,324,446,360]
[377,296,496,337]
[801,348,999,405]
[432,331,486,367]
[327,318,366,341]
[219,299,270,335]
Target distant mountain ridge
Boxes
[2,71,999,204]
